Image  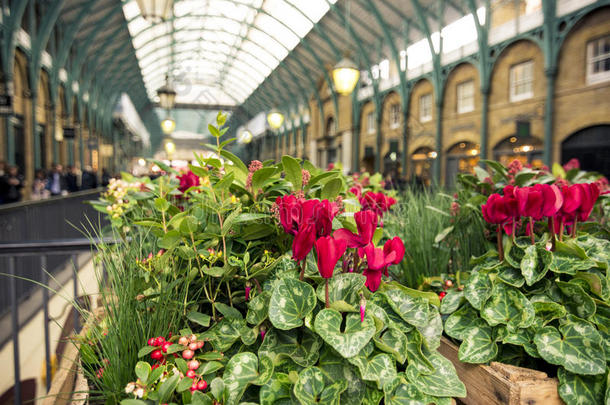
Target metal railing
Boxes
[0,238,117,405]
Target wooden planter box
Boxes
[43,307,105,405]
[439,337,564,405]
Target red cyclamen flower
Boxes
[315,236,347,279]
[334,210,378,249]
[177,171,200,193]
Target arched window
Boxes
[410,146,435,186]
[493,136,543,168]
[446,141,479,188]
[562,125,610,177]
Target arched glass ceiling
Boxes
[122,0,335,106]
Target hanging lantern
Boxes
[161,117,176,134]
[267,109,284,130]
[332,57,360,95]
[157,77,177,110]
[239,130,253,144]
[136,0,173,22]
[164,140,176,155]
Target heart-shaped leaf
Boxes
[269,278,316,330]
[314,309,376,358]
[481,282,535,329]
[458,322,498,364]
[497,265,525,288]
[404,329,435,374]
[316,272,366,306]
[259,373,293,405]
[374,328,408,364]
[557,367,606,405]
[440,289,464,314]
[520,245,551,286]
[348,352,397,389]
[501,327,539,358]
[222,352,274,405]
[382,288,429,328]
[444,304,481,340]
[246,291,271,326]
[549,240,597,274]
[534,317,606,375]
[416,306,443,350]
[258,328,322,367]
[384,382,434,405]
[293,367,348,405]
[556,280,596,319]
[574,269,610,302]
[406,352,466,398]
[464,271,493,310]
[530,295,567,326]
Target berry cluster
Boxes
[177,334,204,360]
[147,335,174,362]
[184,359,207,393]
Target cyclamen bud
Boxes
[147,252,153,261]
[359,295,366,323]
[245,282,252,301]
[260,325,266,341]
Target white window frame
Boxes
[587,36,610,85]
[367,112,375,134]
[457,80,475,114]
[389,104,401,129]
[419,93,432,123]
[509,60,534,102]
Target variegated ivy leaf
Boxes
[444,304,482,340]
[575,234,610,269]
[530,295,567,326]
[505,239,525,268]
[464,271,493,310]
[404,329,435,374]
[481,283,535,329]
[440,290,464,314]
[556,281,596,319]
[549,240,597,275]
[348,352,397,389]
[269,278,316,330]
[416,306,443,350]
[203,318,242,352]
[222,353,274,405]
[374,328,409,364]
[557,367,606,405]
[501,327,539,358]
[520,245,551,286]
[367,302,390,334]
[258,328,322,367]
[315,272,366,306]
[317,348,366,405]
[458,323,498,363]
[239,323,258,346]
[405,352,466,398]
[362,385,384,405]
[534,317,606,375]
[369,294,414,335]
[293,367,348,405]
[497,264,525,288]
[314,309,376,358]
[382,288,429,328]
[246,291,270,326]
[259,373,293,405]
[383,382,435,405]
[574,269,610,302]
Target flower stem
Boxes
[559,218,564,241]
[571,217,578,238]
[529,217,535,245]
[548,216,556,251]
[325,278,330,308]
[299,260,305,281]
[497,226,504,261]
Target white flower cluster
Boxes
[103,178,143,219]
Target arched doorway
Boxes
[410,146,435,187]
[562,125,610,177]
[493,136,543,168]
[446,141,480,189]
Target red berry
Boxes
[151,349,163,360]
[162,342,172,353]
[186,370,196,378]
[198,380,207,390]
[439,291,447,300]
[148,338,155,346]
[189,342,198,351]
[191,382,199,390]
[190,387,197,393]
[187,360,200,370]
[156,336,166,346]
[152,364,159,370]
[190,334,197,342]
[178,336,189,346]
[445,280,453,288]
[196,341,204,349]
[182,349,194,360]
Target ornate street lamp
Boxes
[136,0,173,22]
[332,57,360,95]
[157,76,176,110]
[267,109,284,130]
[238,130,253,144]
[161,117,176,134]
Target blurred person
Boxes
[46,164,67,196]
[101,168,111,187]
[81,165,98,190]
[0,165,24,203]
[32,169,50,200]
[66,165,80,192]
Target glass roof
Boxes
[122,0,334,106]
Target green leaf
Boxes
[246,291,271,326]
[234,213,270,224]
[134,361,150,383]
[209,123,221,137]
[187,311,211,327]
[404,329,435,374]
[293,367,348,405]
[269,278,316,330]
[574,269,610,301]
[177,376,194,392]
[282,155,302,190]
[314,309,376,358]
[531,296,567,326]
[215,302,243,320]
[223,352,273,405]
[315,272,366,306]
[458,323,498,363]
[220,149,248,174]
[210,377,225,401]
[481,282,535,329]
[320,178,342,200]
[444,304,481,340]
[154,197,170,212]
[384,382,434,405]
[251,167,278,192]
[557,368,606,405]
[258,328,322,367]
[191,390,213,405]
[374,328,409,364]
[158,373,180,403]
[434,226,454,244]
[534,316,606,375]
[497,265,525,288]
[203,266,228,278]
[382,288,429,328]
[440,290,464,314]
[464,271,493,310]
[137,345,156,358]
[259,373,293,405]
[556,280,596,319]
[406,352,466,398]
[521,245,547,286]
[348,352,397,389]
[120,400,148,405]
[416,306,443,350]
[550,240,597,274]
[501,327,539,358]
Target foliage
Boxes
[84,112,465,405]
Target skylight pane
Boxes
[254,14,299,49]
[248,30,288,60]
[291,0,329,23]
[263,0,312,37]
